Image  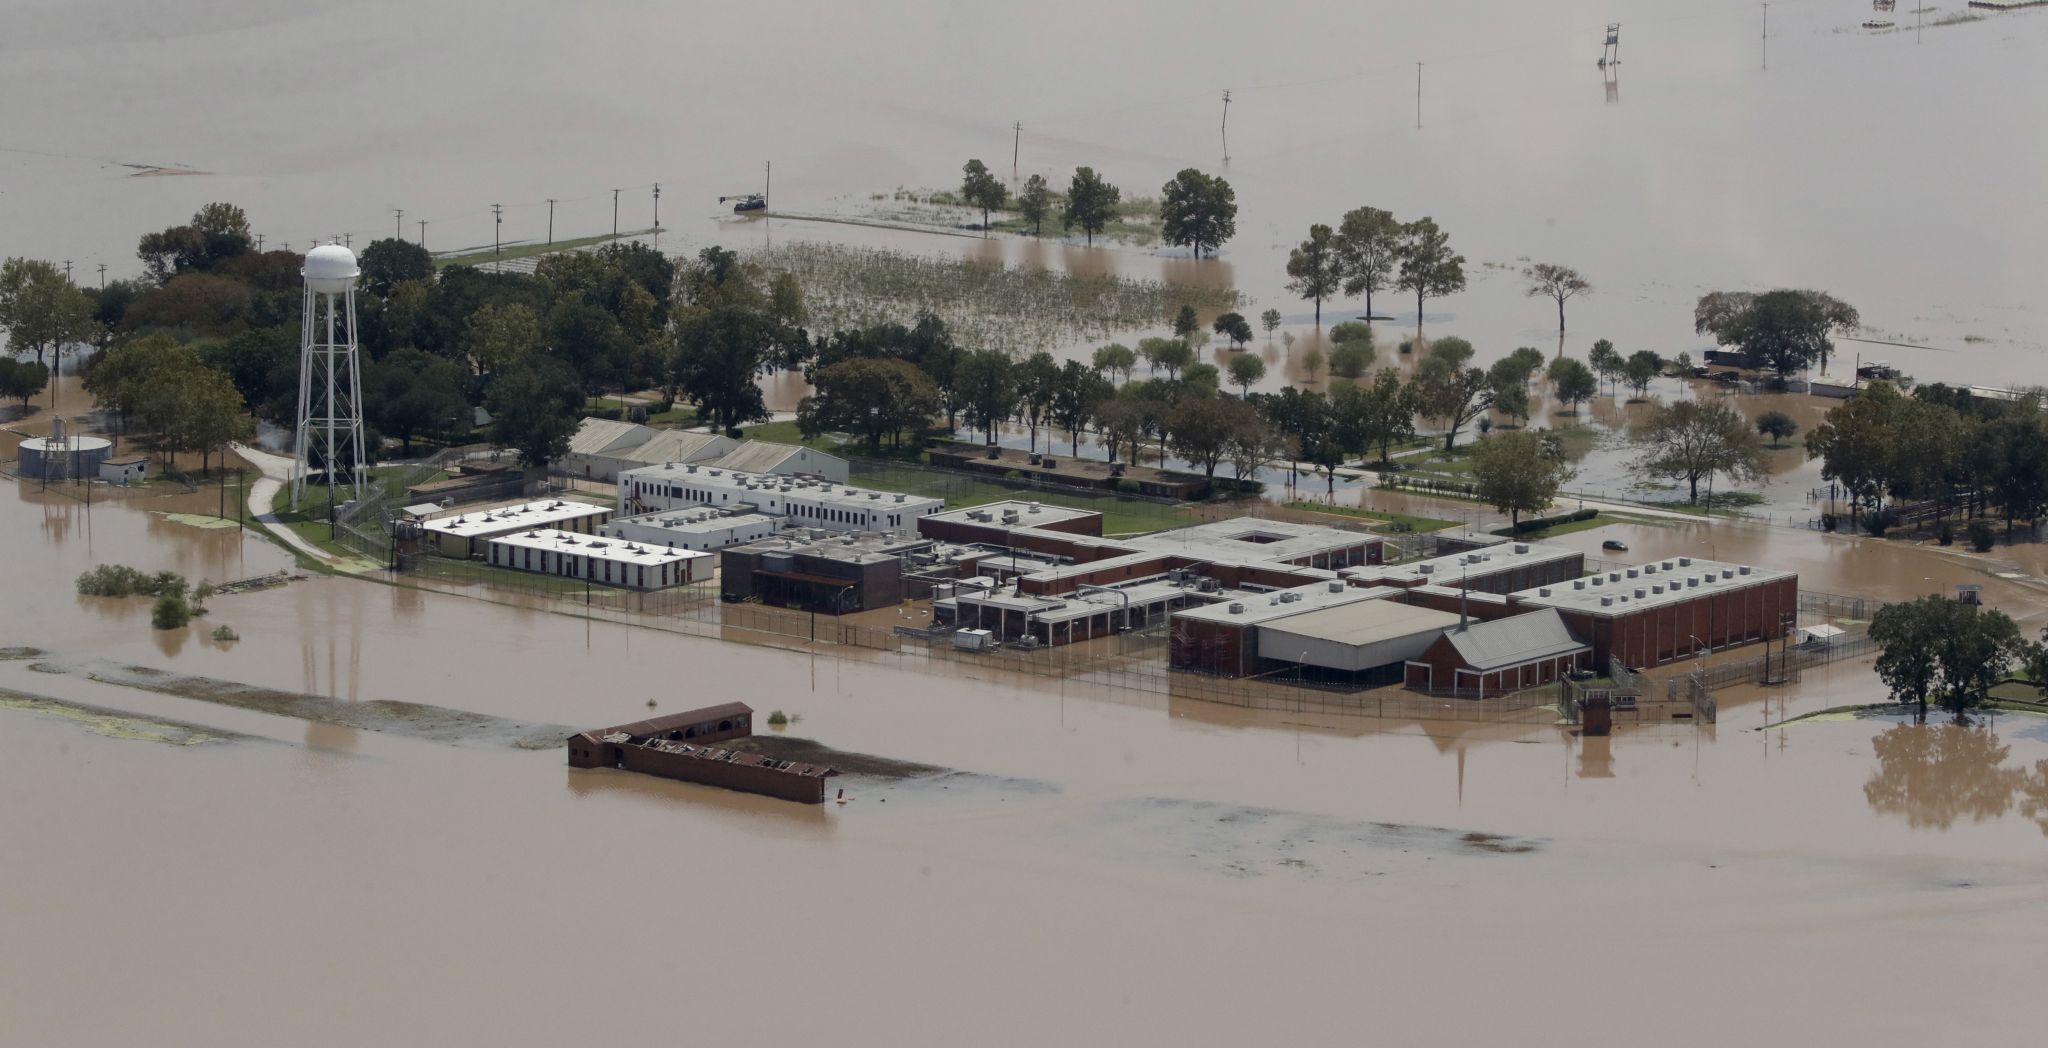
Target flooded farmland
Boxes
[7,2,2048,1045]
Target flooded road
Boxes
[7,459,2048,1045]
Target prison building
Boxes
[720,533,936,613]
[1168,582,1402,677]
[1508,557,1798,668]
[485,528,711,590]
[566,703,837,804]
[598,506,784,552]
[703,441,850,484]
[418,499,613,559]
[1344,540,1582,595]
[1126,518,1383,575]
[918,501,1107,543]
[618,463,943,535]
[1403,609,1592,696]
[948,576,1204,646]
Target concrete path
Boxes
[230,444,332,562]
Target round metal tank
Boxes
[16,434,114,479]
[302,244,360,293]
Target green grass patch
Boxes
[1283,501,1462,534]
[435,229,659,270]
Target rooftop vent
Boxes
[1573,580,1586,590]
[1739,565,1752,575]
[1627,568,1639,579]
[1539,587,1552,597]
[1328,581,1345,593]
[1029,502,1041,513]
[1643,564,1657,575]
[686,464,697,473]
[1661,560,1674,570]
[1601,596,1613,607]
[1635,588,1645,598]
[1608,572,1621,582]
[1679,556,1692,567]
[1228,603,1245,615]
[1652,584,1665,594]
[895,494,906,503]
[1419,563,1435,575]
[663,462,674,470]
[1592,576,1603,587]
[1514,543,1529,554]
[1722,568,1734,579]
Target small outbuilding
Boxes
[1404,608,1592,697]
[99,457,148,484]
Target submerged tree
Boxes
[1694,288,1860,377]
[1523,262,1592,334]
[1015,174,1052,236]
[1871,595,2027,723]
[1062,167,1121,245]
[1631,398,1764,503]
[1158,169,1237,259]
[1394,217,1466,332]
[1335,206,1403,322]
[960,158,1008,233]
[1284,223,1342,324]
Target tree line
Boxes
[958,160,1238,258]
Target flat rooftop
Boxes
[1173,582,1399,627]
[488,528,706,567]
[1124,517,1376,566]
[1258,599,1462,649]
[420,499,609,538]
[1512,557,1795,616]
[621,464,941,512]
[957,577,1196,623]
[926,500,1101,529]
[1345,540,1579,586]
[732,533,934,566]
[607,507,782,535]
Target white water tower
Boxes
[292,243,367,512]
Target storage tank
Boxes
[15,416,114,480]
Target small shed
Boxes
[1800,623,1847,646]
[100,457,148,484]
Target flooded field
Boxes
[7,3,2048,1043]
[6,446,2048,1044]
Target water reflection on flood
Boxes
[1865,722,2048,835]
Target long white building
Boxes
[597,506,784,552]
[485,528,711,590]
[617,462,944,536]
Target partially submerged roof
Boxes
[1441,609,1588,671]
[595,702,755,739]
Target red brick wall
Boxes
[1169,618,1256,676]
[1567,576,1798,668]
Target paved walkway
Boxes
[230,444,332,563]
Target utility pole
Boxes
[546,198,556,244]
[1762,3,1769,70]
[418,220,427,250]
[652,182,661,229]
[343,233,352,248]
[612,189,621,236]
[1416,64,1424,128]
[1012,121,1022,185]
[62,260,72,280]
[96,263,106,288]
[1219,90,1232,161]
[491,203,502,261]
[394,208,403,240]
[255,234,264,252]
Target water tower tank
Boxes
[302,244,360,293]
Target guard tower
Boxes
[292,243,367,512]
[1599,23,1621,67]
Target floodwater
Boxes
[5,1,2047,396]
[7,448,2048,1045]
[8,4,2048,1043]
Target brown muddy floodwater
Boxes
[6,456,2048,1046]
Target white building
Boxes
[617,462,944,536]
[705,441,849,484]
[418,498,613,559]
[485,528,711,590]
[559,415,850,485]
[598,506,785,552]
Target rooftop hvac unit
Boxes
[1514,543,1529,554]
[1573,580,1585,590]
[1738,565,1752,575]
[1198,578,1220,593]
[1601,596,1614,607]
[1327,581,1344,593]
[1679,556,1692,567]
[1228,603,1246,614]
[1627,568,1638,578]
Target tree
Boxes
[960,158,1007,232]
[1285,223,1342,324]
[172,366,254,473]
[1352,368,1416,462]
[1062,167,1121,245]
[1414,345,1492,452]
[1139,335,1191,379]
[1334,206,1402,321]
[366,348,470,456]
[1394,217,1465,331]
[1016,174,1052,235]
[1260,309,1282,340]
[0,358,49,409]
[1091,342,1136,384]
[462,301,542,378]
[136,203,253,281]
[1523,262,1592,334]
[1587,339,1623,393]
[1016,350,1061,453]
[1694,289,1861,378]
[1051,360,1110,456]
[1471,431,1575,527]
[1327,322,1375,378]
[671,303,773,433]
[1168,395,1238,477]
[1622,349,1663,400]
[1212,312,1253,348]
[1548,357,1598,415]
[358,238,432,299]
[0,258,98,391]
[1172,305,1201,347]
[1257,386,1328,478]
[956,348,1018,445]
[1226,354,1265,396]
[1631,399,1765,503]
[1871,596,2028,723]
[1182,362,1220,394]
[1158,169,1237,259]
[1489,378,1530,428]
[487,356,582,468]
[1806,381,1904,512]
[1302,347,1324,381]
[1224,409,1283,489]
[799,357,940,452]
[1756,410,1798,447]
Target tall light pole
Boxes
[546,198,556,244]
[1416,63,1424,128]
[491,203,502,262]
[652,182,661,229]
[418,220,427,250]
[1762,3,1769,70]
[1219,90,1232,161]
[612,188,621,236]
[393,208,403,240]
[1011,121,1022,184]
[96,263,106,289]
